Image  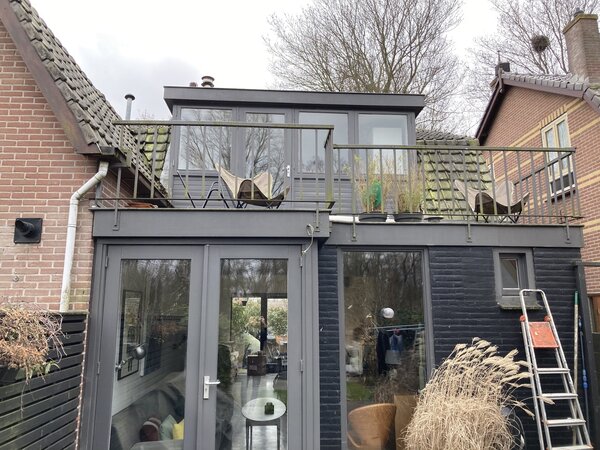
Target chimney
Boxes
[201,75,215,88]
[495,62,510,74]
[563,12,600,83]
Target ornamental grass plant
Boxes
[404,338,531,450]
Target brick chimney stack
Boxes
[563,12,600,83]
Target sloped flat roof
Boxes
[164,86,425,113]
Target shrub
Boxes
[0,302,64,381]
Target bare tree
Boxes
[464,0,600,130]
[265,0,463,131]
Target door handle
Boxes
[203,375,221,399]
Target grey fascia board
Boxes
[325,222,583,248]
[92,209,582,248]
[163,87,425,112]
[92,209,331,239]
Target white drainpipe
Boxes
[60,161,109,312]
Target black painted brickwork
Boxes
[429,246,581,448]
[318,245,342,449]
[317,246,582,449]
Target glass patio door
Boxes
[91,246,204,450]
[90,245,302,450]
[201,245,301,450]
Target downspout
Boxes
[59,161,109,312]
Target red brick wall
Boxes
[484,85,600,293]
[0,20,98,310]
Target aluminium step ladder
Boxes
[519,289,593,450]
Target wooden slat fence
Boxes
[0,313,86,450]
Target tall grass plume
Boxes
[404,338,530,450]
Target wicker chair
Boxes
[347,403,396,450]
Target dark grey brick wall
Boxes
[317,245,582,449]
[429,246,581,448]
[318,245,342,449]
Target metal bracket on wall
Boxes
[314,206,320,232]
[565,217,571,243]
[112,167,122,231]
[465,215,472,243]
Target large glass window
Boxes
[359,114,409,175]
[245,113,286,194]
[178,108,232,170]
[343,251,425,450]
[299,112,348,173]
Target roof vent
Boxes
[201,76,215,88]
[124,94,135,120]
[574,8,584,18]
[189,81,198,87]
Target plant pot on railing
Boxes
[354,157,390,223]
[394,170,424,223]
[393,212,423,222]
[358,180,388,222]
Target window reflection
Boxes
[110,259,190,450]
[359,114,409,175]
[217,259,289,450]
[245,113,286,194]
[299,112,348,173]
[500,258,519,289]
[178,108,232,170]
[343,251,424,450]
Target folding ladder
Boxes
[519,289,593,450]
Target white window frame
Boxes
[541,116,574,197]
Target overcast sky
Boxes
[29,0,497,119]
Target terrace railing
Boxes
[331,144,581,224]
[104,120,581,225]
[105,120,335,211]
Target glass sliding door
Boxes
[343,251,425,450]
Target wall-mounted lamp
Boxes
[14,218,42,244]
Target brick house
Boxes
[0,1,598,449]
[476,12,600,436]
[0,0,155,446]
